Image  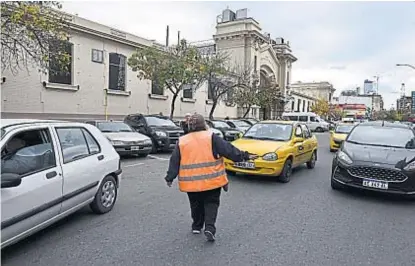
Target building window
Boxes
[254,56,257,72]
[183,84,193,99]
[307,101,310,112]
[302,100,305,112]
[291,100,295,111]
[109,53,126,91]
[297,99,301,112]
[208,80,214,100]
[92,49,104,63]
[49,40,73,85]
[151,77,164,95]
[286,71,290,85]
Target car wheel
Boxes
[278,159,292,183]
[331,177,342,190]
[330,149,336,152]
[316,127,323,132]
[226,170,236,176]
[306,151,316,169]
[138,153,149,158]
[90,175,118,214]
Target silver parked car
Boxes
[1,119,122,249]
[85,120,152,157]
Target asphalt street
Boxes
[2,133,415,266]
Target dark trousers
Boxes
[187,188,221,235]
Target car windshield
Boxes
[335,125,354,134]
[97,122,134,133]
[347,126,415,148]
[212,121,230,128]
[232,120,250,127]
[145,117,176,127]
[243,123,293,141]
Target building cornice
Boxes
[69,23,151,50]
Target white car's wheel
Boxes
[90,175,118,214]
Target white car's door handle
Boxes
[98,155,104,161]
[46,171,57,179]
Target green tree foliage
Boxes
[1,1,71,74]
[128,40,206,119]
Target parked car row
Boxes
[85,115,259,156]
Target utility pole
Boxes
[373,75,380,95]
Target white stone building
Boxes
[1,8,297,121]
[289,81,335,102]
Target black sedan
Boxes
[331,121,415,198]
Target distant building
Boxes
[363,79,375,94]
[289,81,335,102]
[340,90,357,96]
[412,91,415,114]
[397,96,412,113]
[337,94,384,112]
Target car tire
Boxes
[330,149,336,152]
[90,175,118,214]
[138,153,149,158]
[331,178,342,190]
[150,139,158,154]
[306,151,316,169]
[316,127,323,132]
[226,170,236,176]
[278,159,292,183]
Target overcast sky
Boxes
[63,1,415,109]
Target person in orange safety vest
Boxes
[165,113,258,242]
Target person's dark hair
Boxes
[188,114,207,132]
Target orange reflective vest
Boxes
[178,131,228,192]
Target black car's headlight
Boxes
[337,151,353,165]
[262,152,278,161]
[404,161,415,171]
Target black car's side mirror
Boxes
[1,173,22,188]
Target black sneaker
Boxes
[204,230,215,242]
[192,229,201,234]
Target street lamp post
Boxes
[396,64,415,70]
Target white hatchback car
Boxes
[0,119,122,249]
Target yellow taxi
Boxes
[329,123,355,152]
[224,121,318,183]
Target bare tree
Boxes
[229,64,260,118]
[202,51,255,120]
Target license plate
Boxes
[234,162,255,169]
[131,146,140,151]
[362,179,388,190]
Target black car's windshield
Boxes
[347,126,415,148]
[335,125,354,134]
[145,117,176,127]
[212,121,231,128]
[243,123,293,141]
[97,122,134,132]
